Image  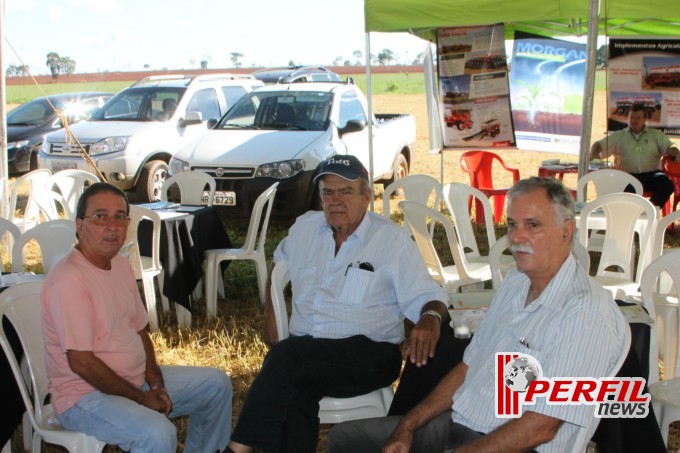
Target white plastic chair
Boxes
[0,282,106,452]
[204,182,278,314]
[576,168,643,203]
[126,205,163,330]
[47,170,100,220]
[649,210,680,379]
[270,261,394,423]
[577,193,657,298]
[399,200,492,293]
[0,217,21,271]
[8,169,53,232]
[488,235,590,289]
[161,171,216,206]
[442,183,496,256]
[382,174,442,234]
[643,251,680,447]
[11,219,76,274]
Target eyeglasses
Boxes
[83,213,130,227]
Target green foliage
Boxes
[7,81,133,105]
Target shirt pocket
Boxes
[338,267,375,305]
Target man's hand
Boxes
[382,422,415,453]
[263,309,279,348]
[141,387,173,416]
[406,314,440,367]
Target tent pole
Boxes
[578,0,601,178]
[365,32,375,212]
[0,0,8,217]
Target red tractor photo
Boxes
[444,109,474,130]
[463,119,501,141]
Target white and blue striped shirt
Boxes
[274,211,447,344]
[452,254,627,452]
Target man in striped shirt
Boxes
[227,155,449,453]
[327,177,627,453]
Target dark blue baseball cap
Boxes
[313,155,368,183]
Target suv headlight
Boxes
[255,159,305,179]
[90,136,128,156]
[169,157,191,175]
[7,140,29,150]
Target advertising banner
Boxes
[607,38,680,137]
[509,32,586,155]
[437,25,515,148]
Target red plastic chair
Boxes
[460,150,520,223]
[662,155,680,213]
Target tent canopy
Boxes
[365,0,680,39]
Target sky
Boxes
[3,0,431,75]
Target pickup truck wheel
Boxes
[384,153,409,189]
[137,160,168,202]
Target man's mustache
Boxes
[510,244,534,254]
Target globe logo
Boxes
[504,355,542,393]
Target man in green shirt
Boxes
[590,104,680,207]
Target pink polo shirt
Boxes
[41,250,149,415]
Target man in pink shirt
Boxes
[42,182,232,452]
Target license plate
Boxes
[202,190,236,206]
[52,161,77,172]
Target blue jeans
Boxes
[58,365,232,453]
[231,335,402,453]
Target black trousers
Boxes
[231,334,402,453]
[627,170,674,208]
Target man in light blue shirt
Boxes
[228,155,448,453]
[327,177,627,453]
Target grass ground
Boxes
[7,88,680,452]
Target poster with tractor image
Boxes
[608,38,680,136]
[437,25,516,148]
[509,31,586,155]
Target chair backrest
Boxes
[639,251,680,384]
[12,219,76,273]
[47,170,100,220]
[577,192,656,283]
[126,205,162,279]
[489,235,590,289]
[270,260,292,340]
[662,155,680,196]
[161,171,217,206]
[576,169,643,203]
[242,182,279,255]
[0,217,21,271]
[443,182,496,257]
[0,282,50,432]
[382,174,442,220]
[8,169,52,231]
[460,150,519,190]
[651,209,680,261]
[399,200,471,284]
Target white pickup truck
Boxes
[37,74,263,201]
[169,81,417,218]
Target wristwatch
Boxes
[421,309,443,325]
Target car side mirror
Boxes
[179,111,203,128]
[338,119,366,136]
[207,118,218,129]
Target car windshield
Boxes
[217,91,332,131]
[92,87,185,122]
[7,97,66,126]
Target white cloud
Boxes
[65,0,121,14]
[7,0,36,11]
[47,4,62,20]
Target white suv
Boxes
[38,74,263,201]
